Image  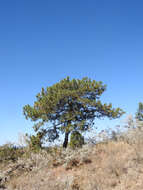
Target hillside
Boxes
[1,126,143,190]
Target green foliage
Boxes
[0,143,24,163]
[23,77,125,148]
[26,132,43,152]
[69,131,84,148]
[136,102,143,121]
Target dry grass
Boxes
[1,125,143,189]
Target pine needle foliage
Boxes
[25,132,44,152]
[69,131,84,148]
[136,102,143,121]
[23,77,124,148]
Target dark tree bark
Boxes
[63,131,70,148]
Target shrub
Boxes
[26,132,43,152]
[69,131,84,148]
[0,143,24,163]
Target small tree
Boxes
[136,102,143,121]
[26,132,44,152]
[23,77,124,148]
[69,131,84,148]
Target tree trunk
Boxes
[63,132,70,148]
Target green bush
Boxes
[0,143,24,163]
[69,131,84,148]
[26,132,43,152]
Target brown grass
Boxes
[1,126,143,190]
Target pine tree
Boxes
[136,102,143,121]
[69,131,84,148]
[23,77,124,148]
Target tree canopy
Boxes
[23,77,125,148]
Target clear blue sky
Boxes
[0,0,143,145]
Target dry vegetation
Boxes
[1,119,143,190]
